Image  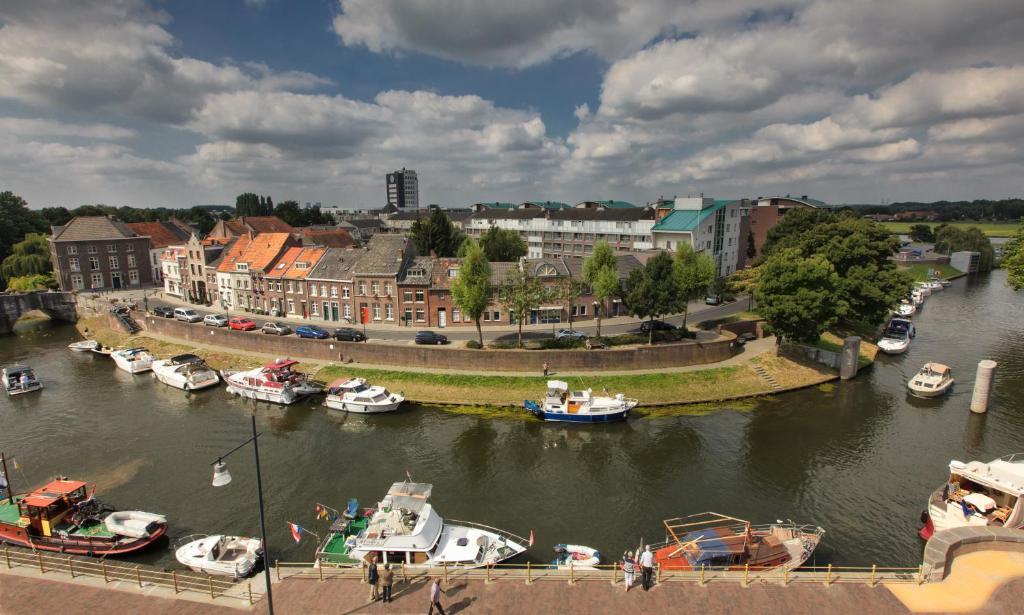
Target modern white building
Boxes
[386,168,419,209]
[650,197,744,277]
[160,246,187,297]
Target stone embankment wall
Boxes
[137,313,735,371]
[0,291,78,333]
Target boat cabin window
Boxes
[355,397,373,404]
[385,550,406,564]
[352,383,369,393]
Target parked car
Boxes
[415,331,448,345]
[704,295,723,305]
[640,320,677,333]
[732,332,757,348]
[152,306,174,318]
[295,325,330,339]
[203,314,228,327]
[174,308,203,323]
[261,322,292,336]
[554,328,587,340]
[228,317,257,331]
[333,327,366,342]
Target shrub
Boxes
[465,339,482,349]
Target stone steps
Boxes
[751,364,781,389]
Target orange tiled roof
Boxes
[265,246,303,280]
[126,221,191,249]
[282,247,327,280]
[240,216,295,234]
[301,228,355,248]
[236,232,293,272]
[216,234,252,273]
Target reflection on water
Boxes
[1,272,1023,568]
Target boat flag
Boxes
[289,522,303,544]
[528,530,534,547]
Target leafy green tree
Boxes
[934,225,995,272]
[555,277,584,329]
[1003,229,1024,291]
[622,251,684,344]
[39,207,72,228]
[6,273,57,292]
[411,209,466,257]
[1,234,52,280]
[582,240,619,337]
[479,226,527,262]
[451,241,492,346]
[498,267,547,348]
[622,267,657,344]
[746,230,757,260]
[0,191,48,287]
[909,224,934,243]
[761,208,836,256]
[755,249,845,344]
[273,200,304,226]
[675,243,716,328]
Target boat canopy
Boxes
[264,358,299,370]
[923,363,951,374]
[963,492,997,512]
[384,481,432,513]
[3,365,33,375]
[547,380,569,392]
[39,479,87,495]
[170,354,204,365]
[327,377,366,390]
[675,527,747,565]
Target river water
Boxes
[1,271,1022,569]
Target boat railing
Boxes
[445,519,531,549]
[172,533,210,550]
[999,453,1024,464]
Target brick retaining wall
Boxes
[135,313,735,371]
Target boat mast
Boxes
[1,452,12,504]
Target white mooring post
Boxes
[970,360,997,413]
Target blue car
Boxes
[295,325,330,339]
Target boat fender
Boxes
[58,530,69,540]
[919,510,929,525]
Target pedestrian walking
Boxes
[367,556,380,601]
[639,544,654,591]
[542,361,549,377]
[380,563,394,603]
[428,577,446,615]
[622,550,636,592]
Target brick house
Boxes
[231,233,301,313]
[215,235,252,309]
[305,247,366,324]
[180,234,231,305]
[350,235,411,326]
[207,216,296,240]
[49,216,153,291]
[263,246,327,319]
[126,221,191,284]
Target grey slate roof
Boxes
[306,247,366,281]
[354,234,409,276]
[51,216,139,241]
[489,261,519,286]
[399,256,434,285]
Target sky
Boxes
[1,0,1022,210]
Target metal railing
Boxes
[275,559,927,587]
[2,546,260,604]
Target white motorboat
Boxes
[111,347,154,374]
[888,318,916,338]
[3,364,42,395]
[915,283,932,297]
[907,362,954,398]
[896,301,916,317]
[877,329,911,355]
[224,358,320,405]
[174,534,263,578]
[68,340,99,352]
[927,279,944,291]
[324,377,404,414]
[551,544,601,569]
[525,380,637,423]
[91,345,115,356]
[316,481,528,569]
[939,279,953,287]
[152,354,220,391]
[911,290,925,307]
[919,454,1024,540]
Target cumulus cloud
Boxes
[0,117,135,140]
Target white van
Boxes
[174,308,203,323]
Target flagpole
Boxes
[251,414,274,615]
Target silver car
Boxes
[203,314,228,327]
[261,322,292,336]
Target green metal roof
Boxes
[590,200,636,209]
[523,201,570,210]
[476,202,517,209]
[652,200,733,233]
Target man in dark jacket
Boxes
[380,563,394,603]
[367,556,380,601]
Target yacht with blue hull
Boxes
[524,380,637,423]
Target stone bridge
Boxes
[0,291,78,334]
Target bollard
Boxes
[825,564,832,587]
[918,564,924,585]
[68,556,75,578]
[319,562,324,582]
[970,360,998,413]
[486,563,491,584]
[443,560,449,585]
[209,575,215,599]
[37,551,44,574]
[248,582,254,605]
[136,565,143,588]
[612,562,618,586]
[699,564,706,587]
[656,563,662,586]
[570,560,574,585]
[527,561,532,585]
[5,547,10,569]
[173,570,179,594]
[743,563,749,588]
[870,564,876,588]
[102,560,109,583]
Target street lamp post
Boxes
[210,415,273,614]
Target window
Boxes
[107,244,116,253]
[415,290,424,302]
[404,308,413,323]
[311,302,319,316]
[483,312,490,322]
[342,287,350,299]
[236,263,249,271]
[493,310,501,321]
[90,272,103,288]
[343,304,352,319]
[128,270,139,284]
[87,245,97,254]
[287,281,294,293]
[71,274,84,289]
[309,284,318,297]
[67,245,78,255]
[372,304,381,320]
[358,283,367,295]
[69,257,80,272]
[448,268,458,278]
[403,291,413,302]
[384,283,392,296]
[372,282,380,296]
[385,304,393,320]
[331,286,338,297]
[288,300,296,314]
[126,244,134,253]
[295,262,308,270]
[127,254,136,268]
[89,257,100,271]
[452,308,461,322]
[415,309,425,322]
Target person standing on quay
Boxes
[639,545,654,591]
[428,577,446,615]
[380,563,394,603]
[622,550,636,592]
[543,361,549,377]
[367,556,380,601]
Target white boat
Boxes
[551,544,601,569]
[174,534,263,579]
[103,511,167,539]
[911,290,925,307]
[68,340,99,352]
[896,301,916,317]
[888,318,916,338]
[315,481,528,569]
[907,362,954,398]
[91,345,115,356]
[939,279,953,287]
[877,329,911,355]
[915,283,932,297]
[919,454,1024,540]
[224,359,320,405]
[324,377,404,414]
[525,380,637,423]
[3,364,42,395]
[927,280,944,291]
[152,354,220,391]
[111,347,154,374]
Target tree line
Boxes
[861,198,1024,222]
[236,193,333,227]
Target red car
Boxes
[228,317,257,331]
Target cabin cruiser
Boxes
[915,283,932,297]
[174,534,263,578]
[919,454,1024,539]
[908,362,954,398]
[896,301,916,317]
[68,340,99,352]
[223,359,321,405]
[324,377,405,414]
[888,318,916,338]
[315,481,528,569]
[926,279,944,291]
[877,329,911,355]
[524,380,638,423]
[152,354,220,391]
[911,290,925,307]
[551,544,601,569]
[651,512,824,573]
[111,347,154,374]
[3,364,42,395]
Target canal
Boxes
[1,271,1022,569]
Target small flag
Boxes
[528,530,534,547]
[12,458,20,471]
[289,522,303,544]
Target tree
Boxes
[451,241,492,346]
[555,277,584,329]
[675,243,716,329]
[479,226,527,262]
[273,200,304,227]
[622,251,684,344]
[1004,229,1024,291]
[746,230,757,261]
[761,208,836,256]
[1,234,52,280]
[0,191,48,288]
[499,267,547,348]
[909,224,934,243]
[622,267,657,344]
[410,209,466,257]
[582,240,619,337]
[235,193,273,216]
[934,225,996,272]
[6,273,57,292]
[755,249,845,344]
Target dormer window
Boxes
[236,263,249,271]
[447,268,459,278]
[295,262,308,269]
[537,264,557,277]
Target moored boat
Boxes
[551,544,601,569]
[111,347,154,374]
[174,534,263,578]
[651,512,824,573]
[68,340,99,352]
[907,362,954,398]
[152,354,220,391]
[91,345,115,356]
[896,301,916,317]
[0,477,166,556]
[324,377,404,414]
[3,365,42,395]
[525,380,637,423]
[877,329,911,355]
[224,359,320,405]
[919,454,1024,540]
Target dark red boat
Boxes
[0,477,167,556]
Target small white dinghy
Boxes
[69,340,99,352]
[104,511,167,539]
[551,544,601,569]
[175,534,263,579]
[896,301,916,317]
